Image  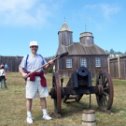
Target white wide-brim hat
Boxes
[29,41,38,47]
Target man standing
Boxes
[19,41,53,124]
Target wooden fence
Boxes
[108,55,126,79]
[1,55,126,79]
[0,56,22,72]
[0,56,50,72]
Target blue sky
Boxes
[0,0,125,57]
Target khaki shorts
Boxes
[26,77,49,99]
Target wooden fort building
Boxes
[55,22,108,77]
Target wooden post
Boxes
[107,58,110,74]
[117,56,121,79]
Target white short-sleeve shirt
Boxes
[20,54,47,72]
[0,69,5,76]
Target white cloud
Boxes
[0,0,58,26]
[85,3,121,20]
[0,0,34,12]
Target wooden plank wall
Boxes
[108,55,126,79]
[0,56,22,72]
[56,55,108,77]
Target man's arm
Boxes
[19,56,28,78]
[19,66,28,78]
[43,59,54,69]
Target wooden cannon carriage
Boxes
[49,66,114,114]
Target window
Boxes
[95,57,101,67]
[80,58,87,67]
[66,58,72,68]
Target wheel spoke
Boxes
[103,86,109,90]
[104,79,108,85]
[100,95,108,106]
[103,96,108,106]
[103,91,109,96]
[104,84,109,92]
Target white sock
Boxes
[27,111,32,118]
[42,109,48,115]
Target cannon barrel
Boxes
[66,67,92,89]
[77,66,89,77]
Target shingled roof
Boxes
[57,42,108,56]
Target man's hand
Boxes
[22,72,28,78]
[43,59,54,69]
[48,59,54,65]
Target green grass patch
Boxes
[0,73,126,126]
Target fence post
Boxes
[117,56,121,79]
[108,58,110,74]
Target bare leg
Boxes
[4,80,7,88]
[0,82,1,88]
[40,97,47,109]
[26,99,32,116]
[26,99,32,111]
[1,80,3,88]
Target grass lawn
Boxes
[0,72,126,126]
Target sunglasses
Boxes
[30,46,38,48]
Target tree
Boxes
[109,48,115,54]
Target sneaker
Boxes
[43,114,52,120]
[26,116,33,124]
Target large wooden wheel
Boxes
[96,71,114,111]
[52,72,62,113]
